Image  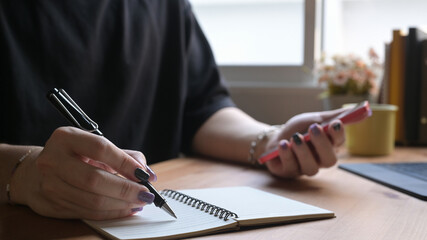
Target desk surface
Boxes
[2,147,427,240]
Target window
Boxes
[323,0,427,61]
[189,0,427,122]
[190,0,305,65]
[190,0,427,86]
[190,0,321,86]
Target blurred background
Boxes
[189,0,427,125]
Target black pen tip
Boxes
[162,203,177,219]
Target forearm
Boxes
[0,144,38,204]
[192,107,272,164]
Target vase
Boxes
[322,95,371,110]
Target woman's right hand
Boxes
[10,127,156,220]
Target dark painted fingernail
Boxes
[292,133,303,145]
[146,165,157,182]
[310,124,321,136]
[135,168,150,182]
[280,140,288,150]
[131,207,143,212]
[333,123,341,131]
[138,191,155,204]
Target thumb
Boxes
[318,107,352,123]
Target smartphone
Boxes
[258,101,372,164]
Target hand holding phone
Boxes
[258,101,372,164]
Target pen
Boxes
[135,168,177,218]
[47,88,177,218]
[46,88,103,136]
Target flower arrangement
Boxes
[317,49,382,98]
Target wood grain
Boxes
[1,147,427,240]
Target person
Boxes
[0,0,345,220]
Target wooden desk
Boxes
[2,147,427,240]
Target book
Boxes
[388,29,407,144]
[378,42,391,104]
[419,39,427,144]
[403,27,427,144]
[85,186,334,240]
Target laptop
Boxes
[339,162,427,200]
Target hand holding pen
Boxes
[4,88,176,220]
[9,125,158,219]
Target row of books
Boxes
[379,27,427,145]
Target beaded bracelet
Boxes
[6,148,33,204]
[248,125,283,166]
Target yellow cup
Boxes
[344,104,398,156]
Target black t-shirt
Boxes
[0,0,235,163]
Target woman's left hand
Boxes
[264,108,346,178]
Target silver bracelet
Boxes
[6,148,33,205]
[248,125,283,166]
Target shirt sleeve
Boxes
[180,1,236,154]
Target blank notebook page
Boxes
[85,186,333,239]
[85,198,238,240]
[181,187,334,226]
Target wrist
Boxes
[248,125,284,166]
[8,147,42,205]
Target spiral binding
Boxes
[161,189,238,221]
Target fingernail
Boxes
[292,133,302,145]
[310,124,321,136]
[131,207,143,212]
[333,123,341,131]
[280,140,289,150]
[138,191,155,204]
[146,165,157,182]
[135,168,150,182]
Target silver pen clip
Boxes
[47,88,103,136]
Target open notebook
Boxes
[85,186,334,240]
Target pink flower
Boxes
[318,74,330,83]
[355,60,366,69]
[316,49,381,96]
[333,72,348,86]
[365,69,376,80]
[350,70,365,84]
[369,48,379,60]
